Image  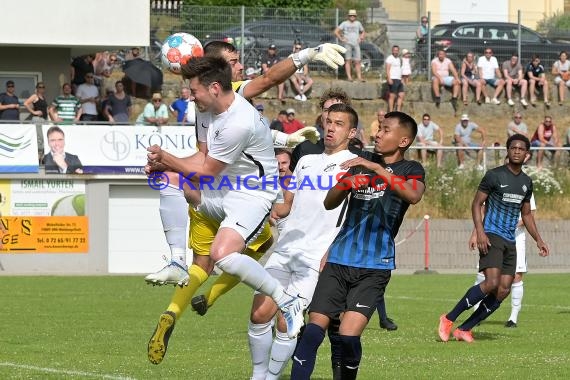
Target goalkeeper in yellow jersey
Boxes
[146,40,346,365]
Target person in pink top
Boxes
[431,49,460,110]
[530,116,561,169]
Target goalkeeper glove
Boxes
[272,126,320,148]
[292,43,346,70]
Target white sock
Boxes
[216,253,284,302]
[509,281,524,323]
[159,185,188,266]
[266,330,297,380]
[248,321,273,380]
[473,272,486,310]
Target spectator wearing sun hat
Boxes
[335,9,366,82]
[453,113,486,170]
[282,107,305,134]
[136,92,169,126]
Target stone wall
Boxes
[128,74,570,144]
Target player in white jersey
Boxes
[247,103,358,380]
[191,98,278,224]
[145,40,345,286]
[271,148,293,237]
[147,56,306,339]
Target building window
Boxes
[0,72,43,101]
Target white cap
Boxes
[402,49,410,55]
[348,9,357,16]
[286,108,295,115]
[461,114,469,121]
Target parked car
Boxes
[209,20,384,73]
[422,21,570,68]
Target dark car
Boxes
[424,21,570,68]
[212,20,384,73]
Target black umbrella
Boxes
[122,58,163,97]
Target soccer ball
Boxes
[161,32,204,74]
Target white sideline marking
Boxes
[0,362,136,380]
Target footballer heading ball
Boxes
[161,32,204,74]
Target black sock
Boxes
[328,317,342,376]
[376,296,388,321]
[459,294,501,330]
[339,335,362,380]
[447,284,486,321]
[290,323,325,380]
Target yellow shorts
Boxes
[188,206,272,256]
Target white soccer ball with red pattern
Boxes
[161,33,204,74]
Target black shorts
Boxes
[309,262,391,320]
[388,79,404,94]
[479,233,517,276]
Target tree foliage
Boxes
[536,11,570,35]
[184,0,334,8]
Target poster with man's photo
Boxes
[41,124,196,174]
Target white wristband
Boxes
[292,48,311,69]
[273,130,289,146]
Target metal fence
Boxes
[148,3,570,80]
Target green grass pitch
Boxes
[0,274,568,379]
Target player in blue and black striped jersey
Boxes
[291,111,425,380]
[438,133,549,343]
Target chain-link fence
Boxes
[149,4,390,76]
[149,3,570,81]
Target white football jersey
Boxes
[196,80,252,143]
[274,149,357,260]
[198,93,277,206]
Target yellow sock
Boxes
[166,264,209,318]
[204,247,265,308]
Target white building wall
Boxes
[0,0,149,50]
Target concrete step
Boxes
[385,20,418,51]
[367,8,388,22]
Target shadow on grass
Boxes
[471,331,504,341]
[478,320,508,326]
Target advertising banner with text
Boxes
[0,179,88,253]
[0,124,39,173]
[41,125,196,174]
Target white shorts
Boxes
[433,75,456,87]
[554,76,570,86]
[261,249,321,303]
[198,191,271,244]
[514,227,527,273]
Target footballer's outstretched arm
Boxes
[242,43,346,100]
